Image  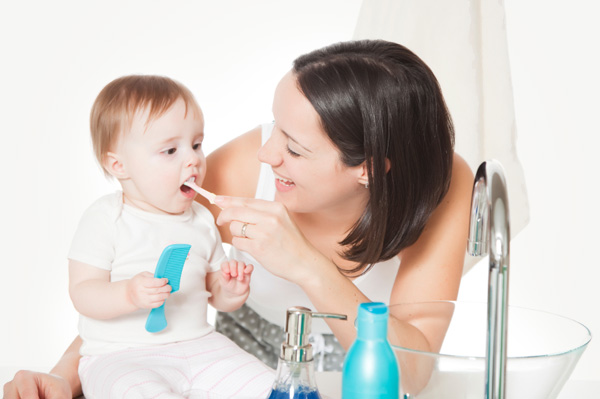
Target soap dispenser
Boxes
[267,306,347,399]
[342,302,399,399]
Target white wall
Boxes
[1,0,598,386]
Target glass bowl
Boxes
[388,301,591,398]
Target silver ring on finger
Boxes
[240,222,249,238]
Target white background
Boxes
[0,0,598,387]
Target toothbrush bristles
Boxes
[183,181,216,204]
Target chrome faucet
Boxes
[467,160,510,399]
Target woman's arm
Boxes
[386,154,473,349]
[3,336,83,399]
[49,336,83,397]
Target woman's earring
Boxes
[365,183,369,188]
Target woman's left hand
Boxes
[214,196,321,284]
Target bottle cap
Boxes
[356,302,389,340]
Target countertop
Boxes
[1,367,598,398]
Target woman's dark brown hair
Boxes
[293,40,454,274]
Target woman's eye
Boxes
[163,148,177,155]
[193,143,202,150]
[286,146,301,157]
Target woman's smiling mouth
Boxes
[274,173,295,192]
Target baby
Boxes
[68,75,274,398]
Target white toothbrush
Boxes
[183,179,217,204]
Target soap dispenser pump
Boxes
[267,306,347,399]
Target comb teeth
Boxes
[164,249,188,289]
[155,245,191,293]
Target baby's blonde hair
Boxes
[90,75,201,176]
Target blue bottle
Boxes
[342,302,399,399]
[267,307,347,399]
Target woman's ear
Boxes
[357,158,391,186]
[357,163,369,187]
[103,152,128,179]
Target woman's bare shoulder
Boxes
[204,125,262,198]
[433,152,473,218]
[451,153,474,193]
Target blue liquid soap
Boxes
[267,386,321,399]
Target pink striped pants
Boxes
[78,332,275,399]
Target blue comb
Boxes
[145,244,191,333]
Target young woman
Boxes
[207,40,473,371]
[4,40,473,398]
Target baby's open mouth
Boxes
[181,184,192,194]
[181,177,195,194]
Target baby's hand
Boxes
[220,260,253,296]
[127,272,172,309]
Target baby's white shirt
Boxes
[68,192,227,356]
